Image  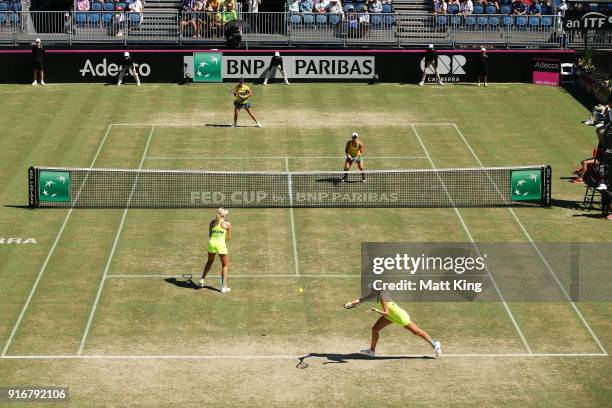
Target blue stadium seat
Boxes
[485,5,496,14]
[450,15,462,26]
[0,3,8,11]
[529,16,540,29]
[10,11,19,23]
[75,12,88,24]
[10,1,22,12]
[344,4,353,12]
[315,13,327,24]
[500,5,511,14]
[103,12,114,24]
[290,13,301,24]
[103,2,115,11]
[91,3,102,11]
[383,14,395,25]
[488,15,499,27]
[477,15,488,27]
[473,5,483,14]
[500,0,511,4]
[381,3,393,13]
[502,15,514,26]
[541,16,552,28]
[303,13,314,25]
[436,15,448,26]
[329,14,341,25]
[370,14,382,26]
[128,12,140,25]
[0,13,6,24]
[516,15,527,29]
[448,4,459,14]
[465,15,476,27]
[89,12,100,23]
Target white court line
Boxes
[411,124,533,354]
[285,157,300,276]
[145,156,428,160]
[0,353,607,360]
[78,126,156,356]
[450,123,609,356]
[104,274,488,278]
[1,124,115,358]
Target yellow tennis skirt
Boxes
[207,239,228,255]
[384,302,411,326]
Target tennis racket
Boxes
[344,301,358,309]
[226,84,237,95]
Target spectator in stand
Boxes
[300,0,314,12]
[558,0,567,16]
[206,0,223,37]
[447,0,460,9]
[512,0,526,15]
[488,0,499,11]
[358,5,370,36]
[222,0,238,25]
[381,0,391,4]
[346,6,358,36]
[31,38,45,86]
[528,0,541,15]
[289,0,300,12]
[368,0,382,13]
[246,0,261,33]
[327,0,344,15]
[77,0,90,11]
[476,0,487,6]
[434,0,447,14]
[181,0,198,38]
[314,0,329,13]
[460,0,473,15]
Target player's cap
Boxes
[596,183,608,191]
[481,47,486,51]
[35,38,41,43]
[124,51,130,57]
[239,77,245,83]
[428,44,434,48]
[274,51,280,57]
[351,132,359,138]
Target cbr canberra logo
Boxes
[420,55,467,82]
[79,58,151,77]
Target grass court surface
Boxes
[0,83,610,407]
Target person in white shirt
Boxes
[368,0,382,13]
[327,0,343,15]
[434,0,447,14]
[289,0,300,12]
[460,0,473,15]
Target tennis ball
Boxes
[298,288,304,293]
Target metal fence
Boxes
[0,10,571,47]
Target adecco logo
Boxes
[79,58,151,77]
[535,61,560,70]
[421,55,467,82]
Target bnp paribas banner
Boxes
[510,169,541,202]
[39,170,70,202]
[186,53,375,81]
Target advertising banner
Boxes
[532,57,560,86]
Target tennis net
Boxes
[28,165,552,208]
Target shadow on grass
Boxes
[297,352,433,367]
[3,204,32,209]
[164,277,220,292]
[550,198,586,210]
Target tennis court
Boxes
[0,83,610,407]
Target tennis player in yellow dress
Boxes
[342,132,366,182]
[232,78,262,128]
[199,208,232,293]
[345,287,442,358]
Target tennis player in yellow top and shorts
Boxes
[343,132,366,182]
[199,208,232,293]
[232,78,262,128]
[345,287,442,358]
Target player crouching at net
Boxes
[343,132,366,183]
[344,286,442,358]
[200,208,232,293]
[231,78,262,128]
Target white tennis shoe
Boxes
[360,349,375,357]
[199,278,205,288]
[221,286,231,293]
[434,341,442,358]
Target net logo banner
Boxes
[38,171,70,202]
[510,169,542,201]
[186,54,375,80]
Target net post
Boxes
[542,165,552,207]
[28,166,38,208]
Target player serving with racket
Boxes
[230,78,262,128]
[199,208,232,293]
[344,286,442,358]
[342,132,366,183]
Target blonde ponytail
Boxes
[215,208,229,225]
